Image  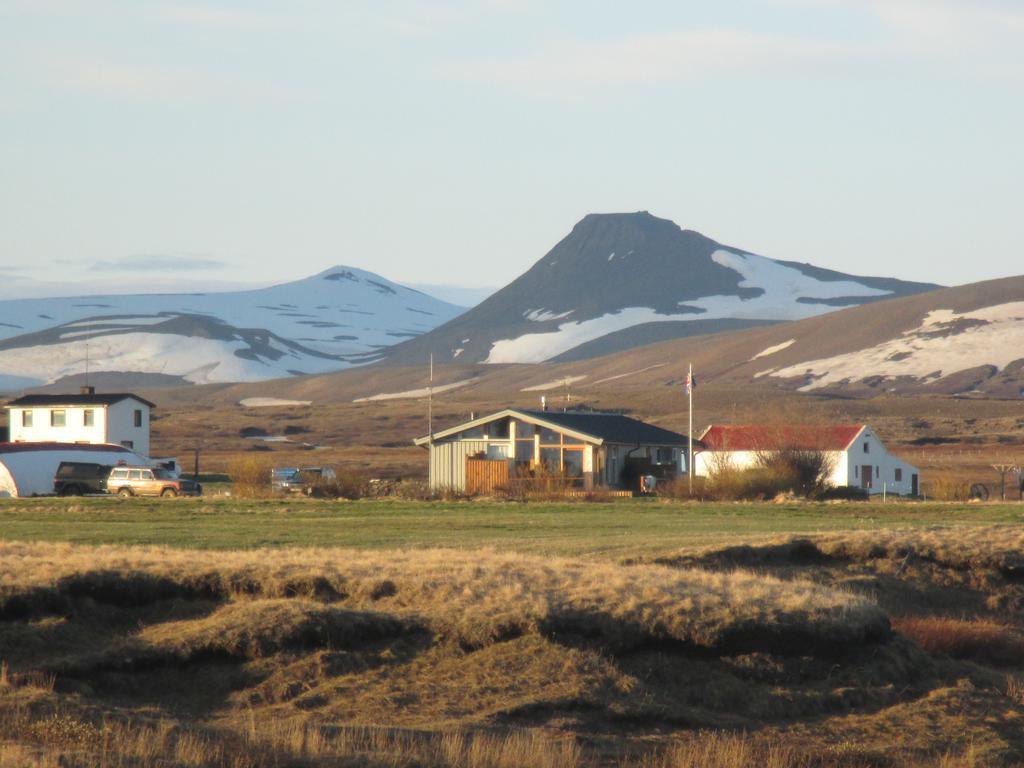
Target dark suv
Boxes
[54,462,113,496]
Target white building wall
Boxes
[8,406,109,445]
[846,427,918,495]
[106,400,150,457]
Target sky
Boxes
[1,0,1022,301]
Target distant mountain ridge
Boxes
[382,211,940,366]
[0,267,464,389]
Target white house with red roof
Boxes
[694,424,920,496]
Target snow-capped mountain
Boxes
[382,212,940,366]
[0,267,464,388]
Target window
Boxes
[514,421,535,438]
[485,418,509,439]
[110,468,129,480]
[895,468,903,482]
[83,409,94,427]
[655,447,674,464]
[855,465,859,478]
[562,449,584,478]
[21,410,32,428]
[50,410,66,427]
[121,440,134,449]
[540,447,560,470]
[540,427,561,445]
[134,409,143,428]
[129,469,143,480]
[863,442,869,453]
[875,466,879,478]
[515,440,534,464]
[486,444,509,460]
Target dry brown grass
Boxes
[3,529,1024,766]
[0,542,886,657]
[892,617,1024,665]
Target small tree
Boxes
[752,426,837,498]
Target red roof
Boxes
[698,424,865,452]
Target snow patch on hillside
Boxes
[484,251,893,364]
[353,378,475,402]
[524,308,574,322]
[239,398,312,408]
[0,333,344,384]
[591,364,667,385]
[752,339,796,360]
[764,303,1024,390]
[520,375,587,392]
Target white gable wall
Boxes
[846,427,918,495]
[106,399,150,457]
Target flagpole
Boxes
[428,354,433,488]
[688,362,693,495]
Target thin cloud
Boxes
[153,4,286,30]
[442,28,853,90]
[91,255,227,272]
[31,51,316,104]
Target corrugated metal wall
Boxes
[428,440,489,491]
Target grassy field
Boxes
[4,499,1024,767]
[0,497,1022,554]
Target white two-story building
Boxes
[5,387,154,457]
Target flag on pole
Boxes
[685,370,696,394]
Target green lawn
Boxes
[1,497,1022,556]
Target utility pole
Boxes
[427,354,433,487]
[687,363,694,495]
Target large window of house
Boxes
[50,410,66,427]
[134,409,143,428]
[21,410,32,428]
[562,449,584,478]
[537,426,587,481]
[83,409,94,427]
[655,447,674,464]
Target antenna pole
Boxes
[688,363,693,496]
[427,354,433,488]
[85,342,90,388]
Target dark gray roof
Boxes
[516,409,691,445]
[5,393,156,408]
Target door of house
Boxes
[911,473,919,496]
[861,465,873,489]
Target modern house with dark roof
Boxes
[5,387,155,457]
[414,408,693,492]
[694,424,920,496]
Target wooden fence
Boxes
[465,458,509,495]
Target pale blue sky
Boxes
[1,0,1021,299]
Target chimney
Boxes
[80,385,95,395]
